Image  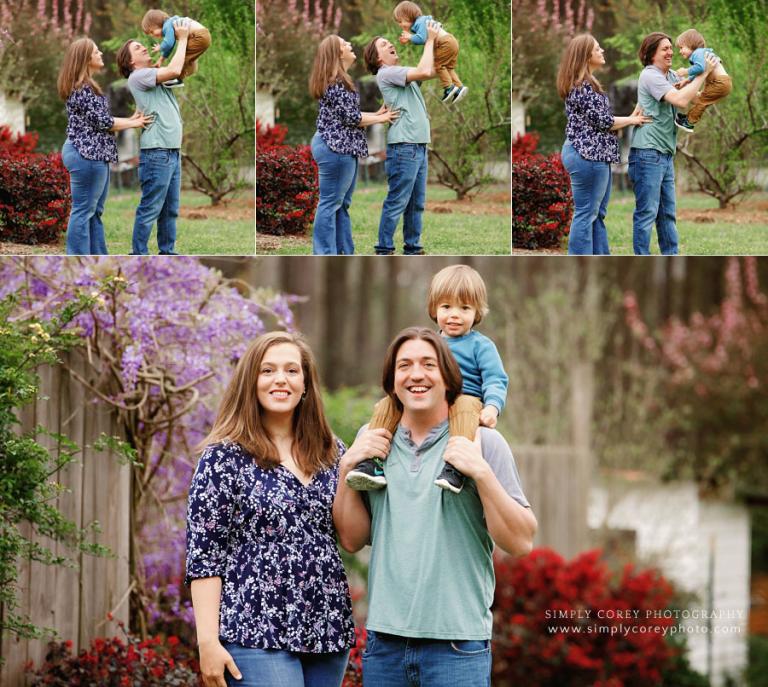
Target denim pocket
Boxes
[395,144,418,160]
[636,148,661,164]
[362,630,378,658]
[449,639,490,656]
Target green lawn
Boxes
[258,183,511,256]
[17,190,255,256]
[551,191,768,256]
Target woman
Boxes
[186,332,355,687]
[309,35,399,255]
[57,38,151,255]
[556,34,651,255]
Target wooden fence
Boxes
[0,354,131,686]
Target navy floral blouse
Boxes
[564,81,620,163]
[65,85,118,163]
[185,441,355,653]
[316,81,369,158]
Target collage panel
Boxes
[256,0,511,255]
[512,0,768,256]
[1,256,766,687]
[0,0,255,256]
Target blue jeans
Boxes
[61,140,109,255]
[311,133,357,255]
[223,642,349,687]
[628,147,678,255]
[132,148,181,255]
[376,143,427,255]
[362,630,491,687]
[561,141,611,255]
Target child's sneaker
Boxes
[163,78,185,89]
[675,113,694,133]
[451,86,468,105]
[434,463,464,494]
[441,85,457,103]
[345,458,387,491]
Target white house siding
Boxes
[256,90,275,128]
[589,480,749,686]
[0,90,25,134]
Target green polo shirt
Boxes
[376,65,430,145]
[127,68,183,149]
[362,422,530,639]
[631,64,679,155]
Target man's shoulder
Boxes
[478,426,510,456]
[377,65,409,87]
[128,68,157,91]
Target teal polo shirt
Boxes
[127,68,183,149]
[362,422,530,639]
[376,65,430,145]
[631,64,679,155]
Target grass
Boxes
[590,190,768,256]
[258,182,511,256]
[17,189,255,256]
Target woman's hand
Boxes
[129,110,154,129]
[199,639,241,687]
[378,106,400,124]
[628,105,652,126]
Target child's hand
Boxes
[398,31,410,45]
[479,405,499,428]
[151,44,160,53]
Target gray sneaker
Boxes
[345,458,387,490]
[451,86,468,105]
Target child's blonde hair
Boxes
[393,1,423,24]
[427,265,489,325]
[676,29,706,50]
[141,9,170,34]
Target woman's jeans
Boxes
[311,133,357,255]
[362,630,491,687]
[223,642,349,687]
[628,147,678,255]
[61,140,109,255]
[561,141,611,255]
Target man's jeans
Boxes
[362,630,491,687]
[132,148,181,255]
[561,141,611,255]
[223,643,349,687]
[311,133,357,255]
[62,140,109,256]
[376,143,427,255]
[628,147,678,255]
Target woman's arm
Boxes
[110,111,153,132]
[191,578,242,687]
[610,104,652,131]
[359,106,399,127]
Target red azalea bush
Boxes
[512,132,573,250]
[27,629,201,686]
[342,626,366,687]
[256,119,318,236]
[492,548,685,687]
[0,126,70,244]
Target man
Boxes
[363,21,440,255]
[116,19,190,255]
[333,327,536,687]
[629,32,716,255]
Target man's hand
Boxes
[173,17,191,41]
[479,405,499,428]
[444,435,489,481]
[425,19,440,42]
[703,52,718,75]
[340,428,392,478]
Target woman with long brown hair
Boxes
[556,34,651,255]
[186,332,355,687]
[309,35,399,255]
[57,38,151,255]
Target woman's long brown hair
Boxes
[309,35,356,99]
[57,38,102,100]
[556,33,603,100]
[202,331,337,475]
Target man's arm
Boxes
[332,428,392,552]
[405,20,440,82]
[662,53,717,108]
[155,19,190,83]
[443,435,537,557]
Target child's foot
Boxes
[441,85,457,103]
[434,463,464,494]
[675,113,694,133]
[163,78,185,89]
[345,458,387,491]
[451,86,468,105]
